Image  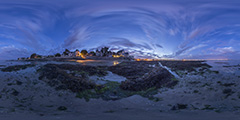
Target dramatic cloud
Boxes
[0,0,240,59]
[108,37,153,50]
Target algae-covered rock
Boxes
[120,67,178,91]
[57,106,67,111]
[76,81,160,101]
[1,64,35,72]
[38,64,97,92]
[108,61,155,79]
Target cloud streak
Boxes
[0,0,240,59]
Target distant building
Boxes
[88,51,96,56]
[17,57,26,60]
[68,52,75,57]
[26,47,132,60]
[63,49,71,56]
[75,50,81,57]
[96,50,102,57]
[94,47,114,57]
[113,49,129,58]
[122,51,129,57]
[106,52,113,57]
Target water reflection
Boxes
[75,60,97,63]
[69,59,120,66]
[113,61,119,66]
[76,60,96,65]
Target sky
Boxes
[0,0,240,60]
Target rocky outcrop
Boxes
[120,66,178,91]
[1,64,35,72]
[108,61,155,80]
[38,64,98,92]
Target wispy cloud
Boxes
[108,37,153,50]
[0,0,240,59]
[215,47,235,54]
[63,26,93,49]
[0,45,31,60]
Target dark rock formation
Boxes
[120,66,178,91]
[171,104,188,110]
[57,106,67,111]
[11,89,19,96]
[38,64,99,92]
[108,61,181,91]
[1,64,35,72]
[109,61,211,79]
[53,64,108,77]
[108,61,155,80]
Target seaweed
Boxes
[1,64,35,72]
[76,81,160,102]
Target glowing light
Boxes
[135,59,155,61]
[75,60,97,63]
[112,54,127,58]
[113,61,119,65]
[74,51,86,59]
[80,53,86,59]
[75,51,81,57]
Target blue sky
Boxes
[0,0,240,60]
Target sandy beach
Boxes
[0,60,239,120]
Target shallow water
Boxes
[158,62,180,78]
[0,60,34,67]
[206,60,240,76]
[90,71,127,84]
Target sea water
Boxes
[0,60,32,68]
[206,60,240,76]
[158,62,180,78]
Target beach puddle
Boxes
[90,71,126,84]
[158,62,179,78]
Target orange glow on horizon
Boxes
[134,58,229,61]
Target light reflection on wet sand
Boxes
[69,59,121,66]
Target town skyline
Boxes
[18,46,132,60]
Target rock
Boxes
[120,66,178,91]
[221,83,236,87]
[193,90,199,93]
[223,89,235,98]
[1,64,35,72]
[108,61,155,79]
[202,105,215,110]
[109,61,211,78]
[171,104,188,110]
[177,104,188,109]
[11,89,19,96]
[0,65,6,68]
[38,64,97,92]
[223,89,234,94]
[16,80,23,85]
[171,106,177,110]
[57,106,67,111]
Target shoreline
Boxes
[0,60,239,120]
